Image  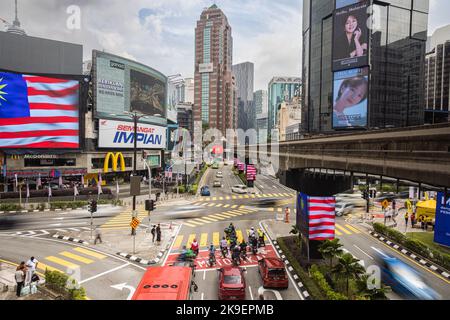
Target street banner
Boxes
[81,175,85,187]
[98,174,103,195]
[74,185,79,196]
[434,192,450,247]
[14,173,18,190]
[48,186,52,197]
[59,176,63,187]
[37,173,42,190]
[26,182,30,198]
[116,180,120,195]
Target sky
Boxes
[1,0,449,91]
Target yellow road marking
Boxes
[277,208,283,212]
[238,196,244,199]
[244,195,250,199]
[335,229,343,236]
[216,204,223,207]
[208,203,216,207]
[267,208,274,212]
[213,232,220,246]
[183,222,198,228]
[236,230,244,243]
[219,213,235,217]
[229,211,243,216]
[45,256,79,269]
[59,251,94,264]
[219,197,224,200]
[335,224,352,235]
[224,212,240,217]
[200,233,208,247]
[225,197,231,200]
[250,195,256,198]
[231,205,238,209]
[214,213,231,219]
[202,216,219,222]
[232,196,237,199]
[186,220,203,226]
[209,214,226,220]
[212,197,217,201]
[223,204,230,208]
[186,234,196,247]
[345,224,361,234]
[193,219,209,224]
[36,262,61,273]
[173,235,184,249]
[73,248,106,260]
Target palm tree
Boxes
[356,275,391,300]
[332,253,366,298]
[289,225,301,246]
[318,239,344,269]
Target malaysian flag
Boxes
[0,72,79,149]
[308,197,336,240]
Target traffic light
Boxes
[89,200,97,213]
[145,199,155,211]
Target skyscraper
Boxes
[254,90,268,142]
[194,4,235,134]
[5,0,26,36]
[232,62,255,130]
[268,77,301,134]
[302,0,428,134]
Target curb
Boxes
[116,234,177,266]
[52,234,89,246]
[259,221,311,300]
[0,207,85,214]
[369,231,450,280]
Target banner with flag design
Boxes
[0,72,80,149]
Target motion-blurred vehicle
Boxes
[213,180,222,188]
[231,185,247,194]
[253,198,280,207]
[335,193,366,208]
[372,248,441,300]
[168,261,196,277]
[375,193,397,203]
[212,162,220,169]
[216,172,223,178]
[335,202,354,217]
[258,258,289,289]
[200,186,211,196]
[218,266,246,300]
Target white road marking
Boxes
[201,292,204,300]
[79,263,131,284]
[248,285,254,300]
[257,286,283,300]
[110,283,135,300]
[53,218,66,220]
[353,245,374,260]
[50,224,62,227]
[203,270,206,280]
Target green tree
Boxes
[289,225,302,246]
[356,274,390,300]
[318,239,344,269]
[332,253,366,298]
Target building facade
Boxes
[276,97,302,142]
[268,77,301,134]
[425,24,450,124]
[232,62,255,130]
[302,0,429,134]
[194,4,235,134]
[177,102,194,134]
[254,90,268,142]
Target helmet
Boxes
[251,227,254,230]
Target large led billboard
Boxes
[335,0,366,9]
[166,81,178,123]
[434,192,450,247]
[332,67,369,129]
[93,50,167,120]
[0,71,80,149]
[98,118,166,149]
[333,1,369,71]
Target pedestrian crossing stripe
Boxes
[200,233,208,247]
[244,195,250,199]
[344,224,361,234]
[335,229,343,236]
[219,197,224,200]
[223,204,230,208]
[186,234,196,247]
[213,232,220,246]
[335,224,352,235]
[209,214,226,220]
[232,196,238,199]
[225,197,231,200]
[45,256,79,269]
[194,218,211,224]
[174,235,184,248]
[216,204,223,207]
[183,222,198,228]
[236,230,243,243]
[202,216,219,222]
[37,262,61,273]
[250,195,256,198]
[219,212,236,218]
[213,213,231,219]
[187,220,203,226]
[59,251,94,264]
[212,197,217,201]
[208,203,216,207]
[231,205,238,209]
[73,247,106,259]
[256,194,263,198]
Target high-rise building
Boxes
[232,62,255,130]
[194,4,234,134]
[425,24,450,124]
[302,0,428,134]
[254,90,268,142]
[4,0,26,36]
[268,77,301,134]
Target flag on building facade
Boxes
[308,197,336,241]
[48,185,52,197]
[0,72,80,149]
[98,173,103,195]
[14,173,18,190]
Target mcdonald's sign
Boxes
[104,152,126,173]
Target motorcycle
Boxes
[240,246,248,260]
[232,253,241,266]
[178,253,195,262]
[208,252,216,267]
[258,235,266,247]
[251,242,258,255]
[221,246,228,258]
[225,227,236,241]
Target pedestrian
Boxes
[15,262,27,297]
[156,223,161,245]
[411,213,416,228]
[404,211,409,231]
[94,227,102,245]
[25,257,38,285]
[392,199,396,212]
[151,225,156,243]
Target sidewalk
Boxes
[261,216,296,241]
[0,262,51,300]
[53,222,180,263]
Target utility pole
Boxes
[132,113,138,236]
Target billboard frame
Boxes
[0,68,85,153]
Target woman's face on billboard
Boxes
[345,15,358,34]
[340,82,366,106]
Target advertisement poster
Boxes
[166,81,178,123]
[434,192,450,247]
[0,71,79,149]
[333,1,369,71]
[98,119,166,149]
[333,67,369,129]
[95,56,126,116]
[336,0,365,9]
[130,69,165,116]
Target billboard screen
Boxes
[333,67,369,129]
[166,81,178,123]
[94,51,167,119]
[336,0,365,9]
[333,1,369,71]
[434,193,450,247]
[0,71,80,149]
[98,119,166,149]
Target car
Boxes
[231,185,247,194]
[335,202,355,217]
[218,266,246,300]
[216,172,223,178]
[213,180,222,188]
[253,198,280,207]
[372,248,441,300]
[258,258,289,289]
[200,186,211,196]
[375,193,397,203]
[212,163,220,169]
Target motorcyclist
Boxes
[220,237,228,258]
[250,236,258,254]
[257,228,265,247]
[209,243,216,264]
[179,246,195,261]
[239,240,248,259]
[249,227,256,239]
[231,245,241,265]
[191,239,199,256]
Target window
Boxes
[24,158,76,167]
[223,276,241,284]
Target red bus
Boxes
[132,266,198,300]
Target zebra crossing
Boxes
[182,206,259,228]
[7,227,92,238]
[197,192,296,202]
[100,209,149,230]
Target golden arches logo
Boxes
[104,152,126,173]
